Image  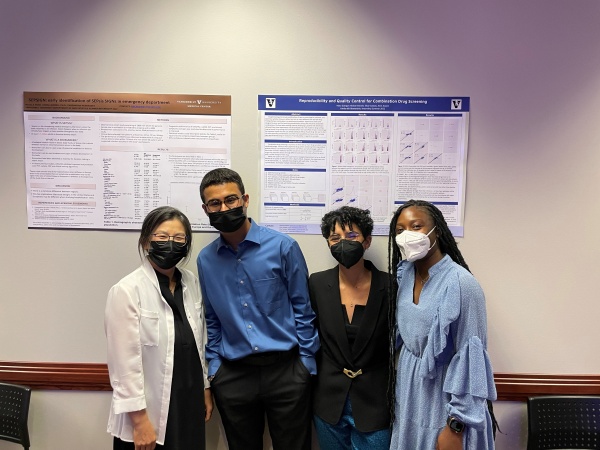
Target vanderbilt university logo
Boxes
[266,98,276,108]
[450,99,462,110]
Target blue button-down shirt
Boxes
[197,219,320,377]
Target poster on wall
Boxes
[258,95,469,236]
[24,92,231,231]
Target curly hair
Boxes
[320,206,374,239]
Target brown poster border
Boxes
[24,92,231,115]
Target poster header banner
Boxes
[24,92,231,115]
[258,95,469,113]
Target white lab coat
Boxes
[105,257,208,445]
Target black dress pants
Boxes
[210,348,312,450]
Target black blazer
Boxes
[309,260,390,432]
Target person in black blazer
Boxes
[309,206,391,450]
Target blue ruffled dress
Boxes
[390,255,496,450]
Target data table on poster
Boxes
[24,92,231,230]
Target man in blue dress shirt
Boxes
[197,168,320,450]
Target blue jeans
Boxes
[313,396,391,450]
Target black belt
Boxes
[234,346,298,367]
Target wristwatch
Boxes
[447,416,465,433]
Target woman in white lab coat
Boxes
[105,206,212,450]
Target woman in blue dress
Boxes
[387,200,497,450]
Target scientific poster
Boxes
[24,92,231,230]
[258,95,469,236]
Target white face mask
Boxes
[395,226,437,262]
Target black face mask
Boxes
[330,240,365,269]
[148,240,188,269]
[208,206,247,233]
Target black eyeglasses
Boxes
[151,233,187,244]
[205,195,243,213]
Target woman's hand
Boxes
[204,388,214,421]
[128,409,156,450]
[436,425,463,450]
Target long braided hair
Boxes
[386,200,498,437]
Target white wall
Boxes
[2,0,600,448]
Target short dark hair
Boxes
[138,206,193,262]
[199,168,245,203]
[320,206,374,239]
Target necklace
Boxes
[416,269,430,284]
[340,270,370,290]
[341,275,369,308]
[344,300,366,308]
